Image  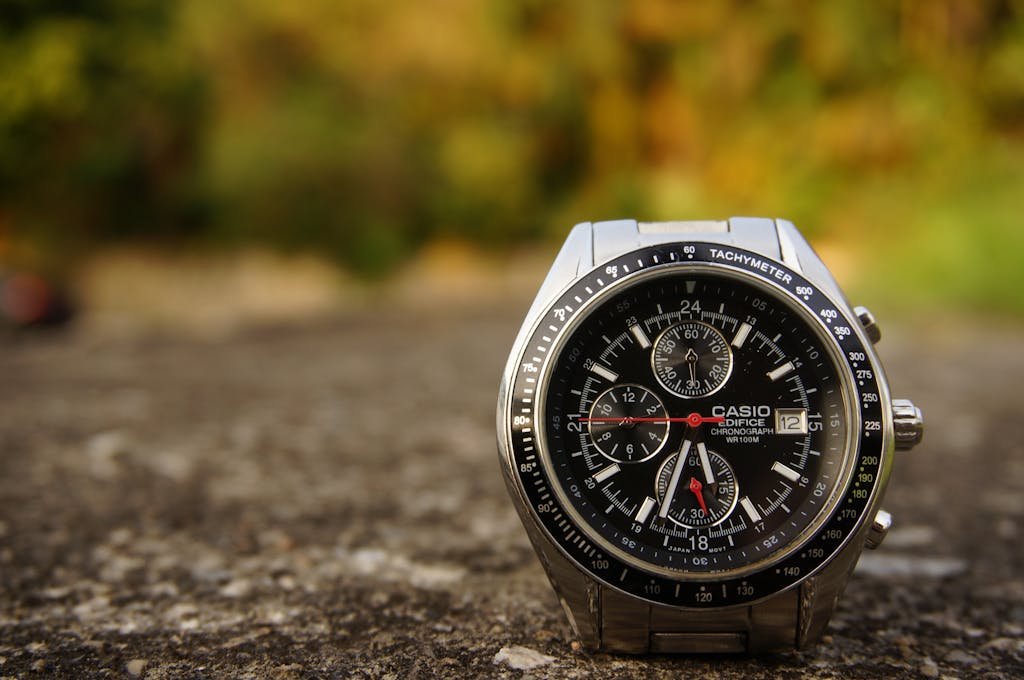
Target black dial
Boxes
[586,384,669,463]
[652,320,733,398]
[543,271,849,574]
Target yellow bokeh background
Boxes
[1,0,1022,317]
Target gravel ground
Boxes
[0,306,1022,679]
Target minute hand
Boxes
[697,441,716,485]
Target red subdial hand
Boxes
[578,412,725,427]
[688,476,710,516]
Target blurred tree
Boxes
[0,0,209,276]
[1,0,1022,307]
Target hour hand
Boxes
[658,439,691,518]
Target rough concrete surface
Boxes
[0,306,1022,679]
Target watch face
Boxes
[544,270,848,575]
[503,243,889,608]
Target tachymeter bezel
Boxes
[502,243,890,609]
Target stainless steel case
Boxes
[497,219,896,652]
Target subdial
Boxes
[652,320,733,398]
[585,384,669,463]
[655,445,738,528]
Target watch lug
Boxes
[497,221,602,651]
[599,587,650,653]
[507,491,601,650]
[524,222,594,330]
[773,219,851,312]
[774,219,804,274]
[500,223,594,398]
[797,525,869,648]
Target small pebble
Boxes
[493,645,556,671]
[985,637,1024,653]
[944,649,979,665]
[126,658,147,676]
[219,578,252,598]
[996,518,1017,539]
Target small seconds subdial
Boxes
[656,443,738,528]
[585,384,669,463]
[652,320,733,398]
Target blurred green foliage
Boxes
[1,1,1022,311]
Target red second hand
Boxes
[688,477,710,516]
[577,412,725,427]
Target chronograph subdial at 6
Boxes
[652,320,733,399]
[655,446,738,528]
[585,384,669,463]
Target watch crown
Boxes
[853,305,881,344]
[892,398,924,450]
[865,509,892,550]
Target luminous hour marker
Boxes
[732,322,752,348]
[591,363,619,383]
[635,496,657,523]
[766,361,795,382]
[740,496,762,523]
[772,461,802,483]
[685,280,697,294]
[630,324,652,349]
[592,464,621,484]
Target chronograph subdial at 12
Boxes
[584,384,669,463]
[652,320,733,399]
[655,443,738,528]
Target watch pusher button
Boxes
[892,398,924,450]
[853,305,881,344]
[865,509,892,550]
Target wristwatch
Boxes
[497,218,924,653]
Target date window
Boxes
[775,408,808,435]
